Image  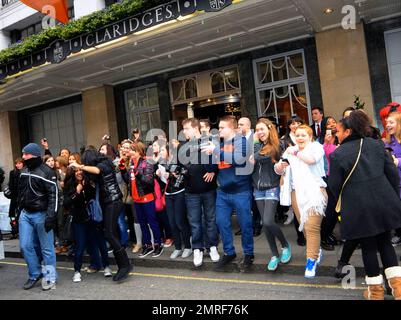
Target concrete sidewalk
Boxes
[2,219,401,278]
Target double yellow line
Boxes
[0,260,365,290]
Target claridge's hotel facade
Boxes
[0,0,400,175]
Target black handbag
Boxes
[62,215,74,242]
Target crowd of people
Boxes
[1,102,401,300]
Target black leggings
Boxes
[339,239,359,264]
[358,231,398,277]
[257,200,288,257]
[103,201,124,252]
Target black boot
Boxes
[334,260,350,279]
[113,248,132,282]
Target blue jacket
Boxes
[216,135,252,194]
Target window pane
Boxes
[148,87,158,107]
[127,91,137,109]
[149,110,161,129]
[125,86,161,141]
[291,83,309,123]
[274,86,291,135]
[185,78,197,99]
[137,89,148,109]
[271,57,288,82]
[288,54,305,78]
[257,61,272,84]
[259,89,274,116]
[224,68,239,90]
[172,80,184,101]
[211,72,225,94]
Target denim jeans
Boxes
[216,189,254,256]
[185,190,218,250]
[74,222,109,272]
[86,221,109,270]
[19,210,57,282]
[134,201,161,246]
[166,191,191,250]
[118,208,129,247]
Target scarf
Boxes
[286,145,327,232]
[25,157,42,170]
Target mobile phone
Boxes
[42,137,47,142]
[281,158,290,164]
[326,130,332,136]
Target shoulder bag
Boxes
[335,139,363,213]
[86,185,103,222]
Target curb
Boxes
[4,250,367,277]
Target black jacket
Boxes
[178,139,218,194]
[17,159,58,220]
[7,169,21,217]
[121,158,155,198]
[310,117,328,144]
[96,161,123,205]
[63,178,94,224]
[328,135,401,240]
[252,142,281,191]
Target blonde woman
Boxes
[120,139,143,253]
[275,125,327,278]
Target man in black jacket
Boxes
[18,143,58,291]
[179,118,220,268]
[310,106,327,144]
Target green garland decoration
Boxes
[0,0,170,65]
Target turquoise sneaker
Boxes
[280,245,291,264]
[267,256,280,271]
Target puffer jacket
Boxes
[121,157,154,199]
[252,142,281,191]
[17,160,58,220]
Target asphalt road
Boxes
[0,257,368,301]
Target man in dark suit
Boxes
[310,106,327,144]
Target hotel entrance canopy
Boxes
[0,0,400,111]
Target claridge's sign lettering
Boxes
[0,0,232,80]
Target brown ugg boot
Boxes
[363,275,385,300]
[384,266,401,300]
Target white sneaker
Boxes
[72,272,82,283]
[170,249,182,259]
[391,236,401,246]
[304,258,317,278]
[193,249,203,267]
[209,246,220,262]
[284,209,294,225]
[181,248,193,259]
[103,267,112,277]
